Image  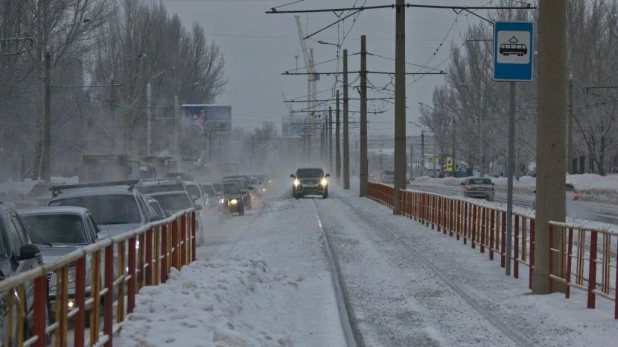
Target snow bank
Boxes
[115,258,297,347]
[0,176,78,194]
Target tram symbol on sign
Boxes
[499,36,528,57]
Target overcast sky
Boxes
[162,0,492,139]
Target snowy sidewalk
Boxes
[322,185,618,347]
[115,196,347,347]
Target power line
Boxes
[282,71,446,75]
[265,3,536,14]
[285,97,395,103]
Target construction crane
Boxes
[295,15,318,153]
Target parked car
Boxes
[46,181,158,238]
[381,170,395,184]
[461,177,495,201]
[136,178,187,196]
[532,183,579,209]
[199,182,221,211]
[0,202,50,346]
[18,206,116,325]
[143,191,204,245]
[291,168,330,199]
[220,182,246,216]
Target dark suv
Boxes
[0,202,48,346]
[291,168,330,199]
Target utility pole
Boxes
[533,0,567,294]
[451,117,456,177]
[146,82,152,156]
[360,35,368,197]
[567,74,574,174]
[506,82,516,276]
[42,48,51,183]
[336,90,341,181]
[421,131,425,177]
[329,106,333,174]
[174,95,179,157]
[410,143,414,179]
[393,0,406,214]
[343,49,350,189]
[320,119,325,162]
[111,78,117,152]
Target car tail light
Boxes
[574,192,579,200]
[466,186,471,190]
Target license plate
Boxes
[475,187,486,191]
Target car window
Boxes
[566,184,575,191]
[85,213,99,240]
[152,193,193,213]
[185,184,201,199]
[201,185,215,197]
[10,212,29,245]
[296,169,325,177]
[0,225,7,259]
[213,184,223,194]
[6,213,25,255]
[467,178,492,185]
[225,179,247,189]
[136,195,149,219]
[21,214,88,245]
[49,195,142,225]
[136,183,185,194]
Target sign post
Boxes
[494,21,534,277]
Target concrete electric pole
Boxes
[336,90,341,181]
[42,48,51,183]
[567,74,574,174]
[421,131,425,177]
[329,106,333,174]
[533,0,567,294]
[360,35,368,197]
[146,82,152,156]
[174,95,180,157]
[343,49,350,189]
[393,0,407,215]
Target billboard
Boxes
[179,104,231,161]
[181,104,232,134]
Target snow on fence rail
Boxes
[367,182,618,320]
[0,209,198,347]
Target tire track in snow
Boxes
[340,197,533,347]
[312,200,360,347]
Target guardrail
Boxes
[0,209,198,347]
[367,182,617,319]
[548,222,617,319]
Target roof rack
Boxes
[50,180,139,197]
[138,177,184,185]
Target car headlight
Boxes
[321,178,328,186]
[230,199,238,205]
[293,179,300,187]
[262,188,266,192]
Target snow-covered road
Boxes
[115,183,618,347]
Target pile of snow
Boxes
[116,258,296,347]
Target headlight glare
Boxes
[230,199,238,205]
[293,179,300,187]
[320,178,328,186]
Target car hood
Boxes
[37,245,84,264]
[297,177,324,182]
[224,194,243,200]
[99,223,143,237]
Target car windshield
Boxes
[467,178,492,185]
[296,169,324,178]
[21,214,87,244]
[213,184,223,194]
[49,195,141,225]
[201,185,215,197]
[223,183,241,194]
[152,193,193,213]
[249,178,258,185]
[383,170,394,175]
[185,184,201,198]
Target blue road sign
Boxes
[494,21,534,82]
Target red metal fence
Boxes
[367,182,617,319]
[0,209,198,347]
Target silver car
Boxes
[18,206,117,325]
[461,177,495,201]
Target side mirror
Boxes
[290,174,295,178]
[460,182,465,185]
[325,173,330,177]
[248,186,254,191]
[194,204,203,211]
[492,183,495,186]
[17,244,40,261]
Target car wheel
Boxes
[323,190,328,199]
[239,205,245,216]
[295,194,301,200]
